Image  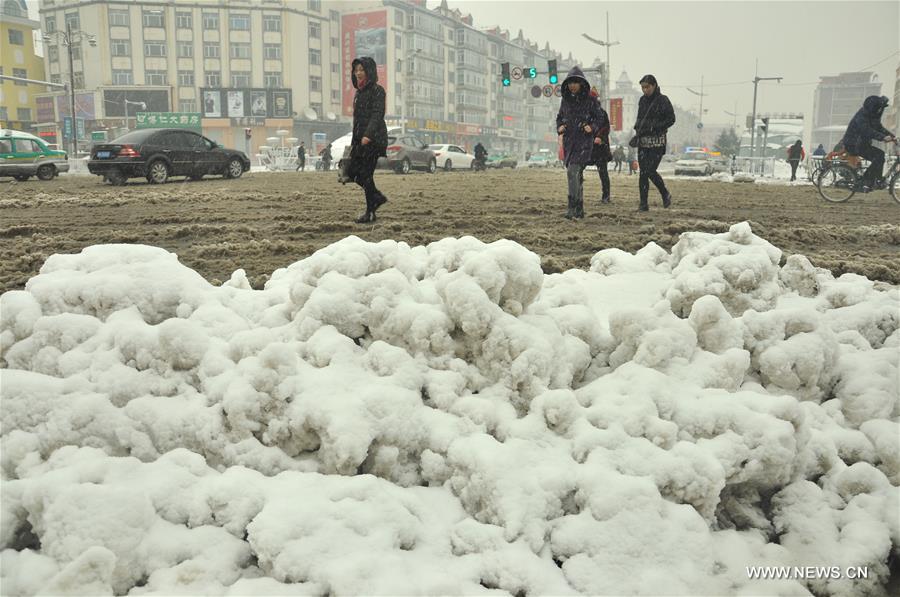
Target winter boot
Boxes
[564,195,575,219]
[355,211,373,224]
[574,197,585,219]
[601,193,611,204]
[662,192,672,208]
[372,193,388,212]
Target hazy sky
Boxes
[454,0,899,125]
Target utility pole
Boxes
[44,22,95,160]
[687,76,708,145]
[749,60,782,158]
[582,20,620,112]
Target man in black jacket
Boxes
[296,142,306,171]
[633,74,675,211]
[349,57,389,223]
[841,95,895,190]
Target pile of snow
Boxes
[2,222,898,596]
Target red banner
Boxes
[341,11,388,117]
[609,98,623,131]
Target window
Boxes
[176,12,192,29]
[231,71,251,87]
[70,45,82,61]
[44,16,56,33]
[14,139,41,153]
[177,41,193,58]
[331,37,338,48]
[230,43,251,59]
[73,72,84,89]
[229,14,250,31]
[205,71,221,87]
[50,74,61,85]
[0,108,7,122]
[142,10,165,28]
[331,90,340,102]
[264,72,282,88]
[309,0,321,11]
[65,13,80,31]
[111,40,130,56]
[146,70,168,85]
[330,10,339,21]
[178,71,194,86]
[308,22,320,39]
[310,76,321,92]
[331,63,339,74]
[263,44,281,60]
[178,99,196,113]
[48,45,59,62]
[263,14,281,32]
[144,42,166,57]
[109,9,129,27]
[203,43,220,59]
[112,69,133,84]
[309,49,321,66]
[8,29,24,45]
[16,107,32,122]
[202,12,219,29]
[395,34,401,49]
[12,68,26,86]
[0,138,10,153]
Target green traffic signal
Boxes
[549,74,558,84]
[503,78,510,86]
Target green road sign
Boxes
[135,112,202,130]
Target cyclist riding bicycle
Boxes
[841,95,896,191]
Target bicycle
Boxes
[816,142,899,204]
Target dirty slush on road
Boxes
[1,170,898,292]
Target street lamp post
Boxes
[124,100,147,133]
[400,48,422,136]
[748,61,782,158]
[582,13,619,112]
[44,22,95,160]
[686,76,707,145]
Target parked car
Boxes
[709,156,731,173]
[674,151,712,176]
[385,134,436,174]
[487,153,517,169]
[0,129,69,181]
[88,128,250,185]
[526,152,554,168]
[428,144,475,170]
[333,127,402,173]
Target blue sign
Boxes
[62,117,72,139]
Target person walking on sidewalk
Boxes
[556,66,603,219]
[613,145,625,173]
[631,74,675,211]
[589,88,613,203]
[786,140,805,181]
[296,142,306,171]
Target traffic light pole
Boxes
[748,62,782,158]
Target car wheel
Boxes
[226,158,244,179]
[13,175,29,182]
[444,159,452,171]
[36,164,56,181]
[397,158,410,175]
[147,160,170,184]
[107,169,127,186]
[428,159,437,174]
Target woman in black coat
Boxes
[632,74,675,211]
[349,56,389,223]
[556,66,603,219]
[589,88,612,203]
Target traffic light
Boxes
[548,59,558,85]
[759,117,769,133]
[501,62,510,86]
[244,127,252,139]
[526,67,537,79]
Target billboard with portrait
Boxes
[227,90,245,117]
[250,91,267,117]
[203,90,222,117]
[200,89,291,119]
[341,10,388,117]
[270,90,291,118]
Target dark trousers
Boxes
[613,159,622,173]
[857,145,885,185]
[638,147,668,207]
[596,160,610,199]
[566,163,586,216]
[297,155,306,171]
[352,146,383,213]
[789,159,799,181]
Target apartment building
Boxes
[812,71,882,151]
[36,0,344,152]
[0,0,46,131]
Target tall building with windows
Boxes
[36,0,344,153]
[0,0,46,131]
[812,71,882,151]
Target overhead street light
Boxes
[43,22,96,159]
[581,16,620,112]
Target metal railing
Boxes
[732,156,777,177]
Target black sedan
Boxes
[88,128,250,185]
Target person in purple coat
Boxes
[556,66,603,219]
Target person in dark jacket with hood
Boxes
[589,88,613,203]
[841,95,896,189]
[632,74,675,211]
[556,66,603,219]
[812,144,826,157]
[348,56,389,223]
[786,140,805,181]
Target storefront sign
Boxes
[136,112,202,130]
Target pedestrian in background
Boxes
[296,142,306,171]
[348,56,389,223]
[589,88,612,203]
[320,143,333,171]
[627,146,637,174]
[613,145,625,173]
[631,74,675,211]
[812,143,826,157]
[786,140,805,181]
[556,66,602,219]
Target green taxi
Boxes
[0,129,69,181]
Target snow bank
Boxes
[2,223,898,596]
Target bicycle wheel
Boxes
[889,169,900,205]
[817,164,857,203]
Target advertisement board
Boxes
[341,10,388,117]
[56,93,96,119]
[609,98,623,131]
[36,96,56,122]
[102,90,169,117]
[135,112,202,130]
[200,89,292,119]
